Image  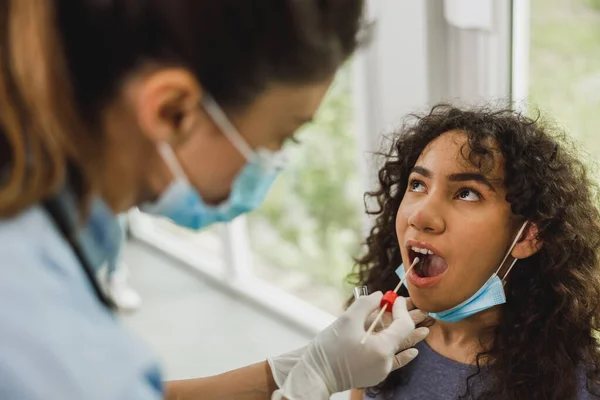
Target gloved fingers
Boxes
[347,291,383,329]
[395,327,429,354]
[406,297,416,311]
[404,297,429,325]
[363,309,377,330]
[392,348,419,370]
[364,307,426,332]
[409,308,429,325]
[391,296,410,320]
[377,297,414,347]
[364,309,393,331]
[390,327,429,370]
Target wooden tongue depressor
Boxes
[360,257,421,345]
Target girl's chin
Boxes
[408,295,451,314]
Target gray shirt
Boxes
[365,340,597,399]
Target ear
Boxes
[132,68,204,144]
[511,222,543,260]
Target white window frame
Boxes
[129,0,515,336]
[510,0,531,109]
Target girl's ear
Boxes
[512,222,543,260]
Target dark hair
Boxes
[0,0,366,216]
[348,104,600,399]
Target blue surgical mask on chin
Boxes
[141,95,287,230]
[395,221,529,323]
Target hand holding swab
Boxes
[360,257,420,345]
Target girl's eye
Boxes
[408,180,426,193]
[456,188,482,202]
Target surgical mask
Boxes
[142,95,287,230]
[395,221,529,323]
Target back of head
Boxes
[0,0,366,217]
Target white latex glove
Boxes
[367,301,429,369]
[271,292,415,400]
[268,299,429,389]
[268,346,307,389]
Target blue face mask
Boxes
[395,222,529,323]
[142,96,287,230]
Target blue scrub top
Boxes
[0,189,163,399]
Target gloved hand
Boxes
[367,298,429,369]
[268,346,307,389]
[267,297,429,389]
[271,292,417,400]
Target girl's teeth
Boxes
[411,246,435,255]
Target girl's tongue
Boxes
[415,254,448,278]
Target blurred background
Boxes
[121,0,600,397]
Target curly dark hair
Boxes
[348,104,600,399]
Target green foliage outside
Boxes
[247,65,363,292]
[586,0,600,11]
[529,0,600,162]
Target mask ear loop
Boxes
[158,142,190,183]
[204,94,289,173]
[202,95,255,161]
[501,258,520,286]
[496,221,530,284]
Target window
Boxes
[246,64,362,316]
[128,210,226,276]
[527,0,600,158]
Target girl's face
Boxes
[396,130,519,313]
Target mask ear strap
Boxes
[202,95,255,161]
[158,142,189,183]
[502,257,520,284]
[495,221,529,280]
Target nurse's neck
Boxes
[426,306,501,365]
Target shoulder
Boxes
[0,206,74,276]
[0,208,163,399]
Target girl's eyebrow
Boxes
[410,166,497,193]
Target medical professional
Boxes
[0,1,427,399]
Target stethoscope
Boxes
[42,196,116,310]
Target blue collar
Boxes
[54,187,122,273]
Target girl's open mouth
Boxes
[407,243,448,287]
